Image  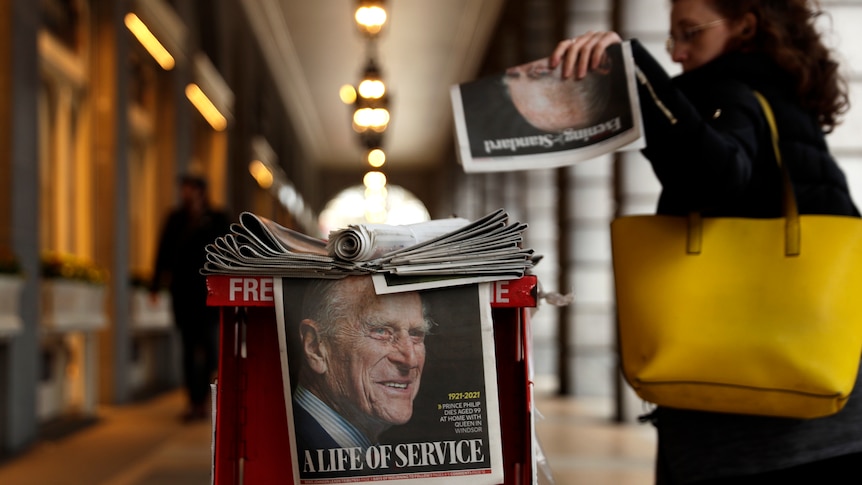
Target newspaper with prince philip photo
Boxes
[451,41,644,172]
[274,277,504,485]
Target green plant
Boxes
[41,251,108,284]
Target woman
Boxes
[551,0,862,483]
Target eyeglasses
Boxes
[365,324,428,346]
[665,18,726,54]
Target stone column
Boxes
[4,0,41,453]
[92,0,133,405]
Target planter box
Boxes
[41,279,107,332]
[130,289,173,331]
[0,276,23,338]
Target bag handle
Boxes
[753,91,800,256]
[687,92,801,256]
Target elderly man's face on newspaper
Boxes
[504,57,611,133]
[323,286,428,429]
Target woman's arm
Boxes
[629,40,770,210]
[551,34,768,211]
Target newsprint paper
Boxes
[203,209,533,292]
[275,277,504,485]
[451,41,643,172]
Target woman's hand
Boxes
[550,31,623,80]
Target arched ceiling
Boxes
[241,0,505,171]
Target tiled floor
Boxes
[0,390,657,485]
[0,391,213,485]
[536,396,656,485]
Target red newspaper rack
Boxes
[207,275,538,485]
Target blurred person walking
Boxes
[151,173,230,422]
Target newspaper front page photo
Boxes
[275,277,504,485]
[451,41,644,172]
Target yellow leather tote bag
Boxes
[611,92,862,419]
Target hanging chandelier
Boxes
[354,0,387,37]
[351,55,390,152]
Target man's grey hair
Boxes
[502,59,615,132]
[300,277,435,340]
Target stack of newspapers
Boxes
[203,208,534,289]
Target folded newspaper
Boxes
[450,41,644,172]
[203,209,534,291]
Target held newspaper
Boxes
[451,41,644,172]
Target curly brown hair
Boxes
[681,0,849,132]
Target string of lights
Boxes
[343,0,391,223]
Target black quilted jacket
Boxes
[628,39,862,483]
[631,40,859,219]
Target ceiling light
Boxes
[365,192,387,211]
[249,160,273,189]
[187,54,233,131]
[339,84,357,104]
[367,148,386,167]
[358,79,385,100]
[355,0,387,36]
[353,107,389,133]
[352,58,390,134]
[365,186,388,203]
[125,13,175,70]
[357,58,385,99]
[363,171,387,190]
[185,83,228,131]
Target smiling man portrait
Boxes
[291,275,434,458]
